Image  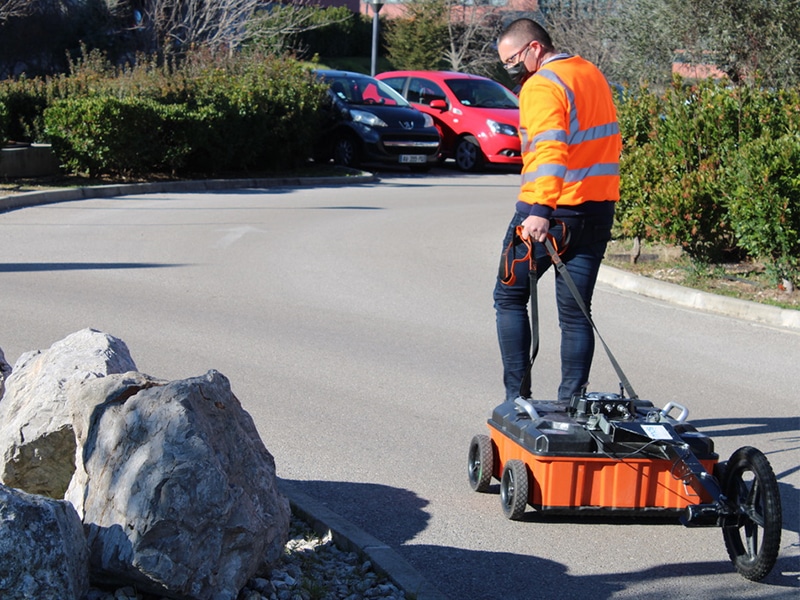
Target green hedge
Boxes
[183,56,326,173]
[3,50,328,176]
[0,77,50,143]
[726,134,800,284]
[616,77,800,286]
[44,96,188,177]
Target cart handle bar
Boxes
[660,401,689,423]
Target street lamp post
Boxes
[365,1,384,76]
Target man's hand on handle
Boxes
[518,215,550,243]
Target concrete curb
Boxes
[598,265,800,331]
[0,170,378,213]
[279,480,449,600]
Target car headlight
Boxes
[351,109,387,127]
[421,113,434,128]
[487,119,517,136]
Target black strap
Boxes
[520,261,539,398]
[544,238,638,400]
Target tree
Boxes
[0,0,33,23]
[383,0,509,76]
[0,1,119,78]
[133,0,260,54]
[603,0,675,86]
[384,0,448,70]
[443,1,505,77]
[244,2,353,58]
[682,0,800,86]
[608,0,800,88]
[537,0,619,77]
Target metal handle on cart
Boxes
[515,397,541,421]
[660,401,689,422]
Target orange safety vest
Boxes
[517,54,621,218]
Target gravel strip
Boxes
[86,515,407,600]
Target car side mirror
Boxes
[429,99,447,111]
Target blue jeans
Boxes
[493,210,612,402]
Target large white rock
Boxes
[0,346,11,400]
[0,483,90,600]
[65,369,291,600]
[0,329,137,497]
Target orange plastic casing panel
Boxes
[489,425,718,511]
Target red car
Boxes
[377,71,521,172]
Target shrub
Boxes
[44,96,190,177]
[616,78,736,261]
[616,144,660,240]
[0,99,7,143]
[182,53,327,173]
[616,83,661,148]
[616,79,800,257]
[725,134,800,286]
[0,77,50,142]
[35,51,327,177]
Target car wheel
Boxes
[455,135,485,172]
[333,134,360,168]
[467,434,494,493]
[499,459,528,520]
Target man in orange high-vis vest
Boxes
[494,18,622,403]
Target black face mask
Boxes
[506,60,531,86]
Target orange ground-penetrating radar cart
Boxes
[468,226,782,582]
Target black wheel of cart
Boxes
[500,459,528,520]
[468,435,494,492]
[721,446,782,581]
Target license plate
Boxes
[399,154,426,164]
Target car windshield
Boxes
[445,78,519,109]
[321,74,410,107]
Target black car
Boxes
[314,70,441,171]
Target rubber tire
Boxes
[468,434,494,492]
[721,446,782,581]
[333,134,360,168]
[500,459,528,520]
[454,135,484,172]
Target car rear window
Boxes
[446,79,519,109]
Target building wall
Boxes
[313,0,362,12]
[672,62,727,80]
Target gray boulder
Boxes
[0,346,11,400]
[0,483,90,600]
[65,369,291,600]
[0,329,137,497]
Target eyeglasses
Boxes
[502,42,533,71]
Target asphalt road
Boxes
[1,168,798,600]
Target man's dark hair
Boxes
[499,19,554,53]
